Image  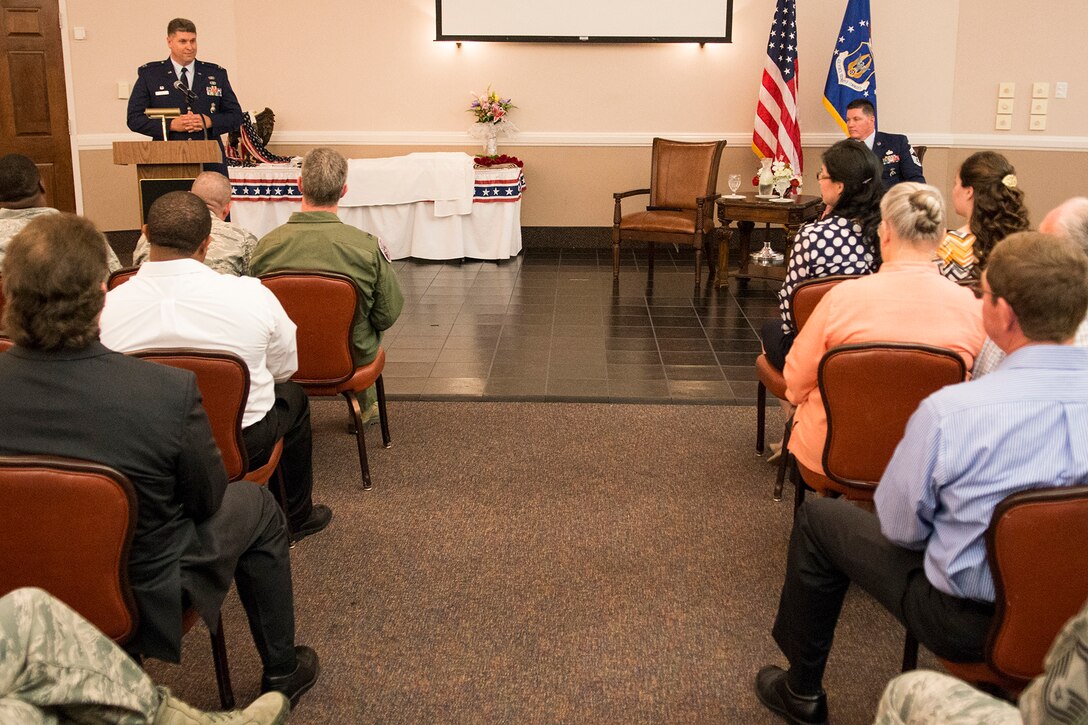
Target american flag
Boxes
[752,0,802,172]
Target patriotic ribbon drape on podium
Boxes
[823,0,877,134]
[752,0,802,172]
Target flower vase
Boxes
[483,126,498,156]
[758,158,774,196]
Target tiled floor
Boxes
[381,247,782,405]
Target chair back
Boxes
[107,266,139,290]
[985,484,1088,683]
[0,455,139,642]
[134,349,250,481]
[260,271,358,386]
[791,275,862,331]
[914,145,928,164]
[0,336,12,353]
[649,138,726,211]
[0,274,5,329]
[819,342,966,490]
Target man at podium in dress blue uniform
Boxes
[126,18,242,176]
[846,99,925,187]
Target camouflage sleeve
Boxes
[874,670,1019,725]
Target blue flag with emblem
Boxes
[822,0,876,134]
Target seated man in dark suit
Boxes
[0,213,319,706]
[845,99,925,187]
[755,231,1088,725]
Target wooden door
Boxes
[0,0,75,211]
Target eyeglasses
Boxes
[970,282,997,300]
[817,172,832,181]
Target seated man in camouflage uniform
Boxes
[0,587,288,724]
[0,153,121,272]
[133,171,257,276]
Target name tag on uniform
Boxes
[155,90,170,96]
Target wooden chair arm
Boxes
[613,188,651,201]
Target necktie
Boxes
[180,67,190,90]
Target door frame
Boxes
[55,0,84,214]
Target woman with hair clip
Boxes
[937,151,1030,281]
[783,182,986,478]
[761,139,884,371]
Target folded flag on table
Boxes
[823,0,877,134]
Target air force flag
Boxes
[822,0,876,134]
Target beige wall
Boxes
[64,0,1086,231]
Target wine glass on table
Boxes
[727,174,743,199]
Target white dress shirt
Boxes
[100,258,297,428]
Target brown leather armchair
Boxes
[903,484,1088,695]
[612,138,726,286]
[260,271,391,491]
[0,454,235,707]
[107,266,139,290]
[791,342,967,508]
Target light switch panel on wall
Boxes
[995,115,1013,130]
[1029,115,1047,131]
[998,82,1016,98]
[1032,82,1050,98]
[996,98,1014,114]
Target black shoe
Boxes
[262,645,320,707]
[755,665,828,725]
[290,505,332,542]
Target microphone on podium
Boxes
[172,80,208,140]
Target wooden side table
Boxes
[715,194,823,287]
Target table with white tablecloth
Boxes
[228,152,525,260]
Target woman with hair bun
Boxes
[937,151,1030,281]
[783,182,986,477]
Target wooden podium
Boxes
[113,140,222,222]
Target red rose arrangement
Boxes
[474,154,524,168]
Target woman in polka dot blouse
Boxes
[761,139,884,369]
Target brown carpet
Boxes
[145,399,936,724]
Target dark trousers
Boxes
[761,319,795,371]
[181,481,296,670]
[242,382,314,528]
[772,498,995,693]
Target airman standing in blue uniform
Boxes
[126,18,243,176]
[845,99,925,187]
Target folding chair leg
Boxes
[773,417,793,502]
[756,381,767,454]
[791,459,806,514]
[902,631,919,671]
[376,375,391,449]
[343,391,373,490]
[209,614,235,709]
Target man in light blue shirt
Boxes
[755,231,1088,725]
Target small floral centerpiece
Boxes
[753,160,802,198]
[468,86,517,155]
[473,154,524,168]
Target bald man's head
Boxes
[189,171,232,219]
[1039,197,1088,254]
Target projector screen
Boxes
[435,0,733,43]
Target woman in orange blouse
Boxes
[785,183,986,476]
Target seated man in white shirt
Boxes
[101,190,331,540]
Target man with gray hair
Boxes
[250,147,403,423]
[0,153,121,271]
[132,171,257,275]
[972,196,1088,377]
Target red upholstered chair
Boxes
[260,271,390,490]
[756,275,860,500]
[612,138,727,287]
[0,335,12,353]
[0,455,235,708]
[903,484,1088,694]
[791,342,967,508]
[133,350,287,524]
[107,266,139,290]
